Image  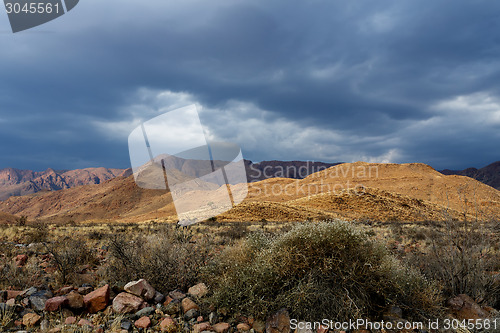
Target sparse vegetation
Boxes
[203,220,443,321]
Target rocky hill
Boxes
[0,160,338,202]
[441,160,500,190]
[0,167,132,201]
[0,162,498,224]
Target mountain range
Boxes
[0,160,339,201]
[440,161,500,190]
[0,161,498,224]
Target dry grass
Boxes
[203,220,443,322]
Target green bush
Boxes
[204,220,442,321]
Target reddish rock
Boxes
[7,290,22,300]
[194,322,212,333]
[65,316,77,325]
[163,296,173,306]
[23,313,41,327]
[213,322,231,333]
[83,284,110,313]
[188,283,208,298]
[135,316,152,329]
[15,254,28,267]
[124,279,156,301]
[160,316,177,332]
[77,286,93,295]
[56,286,74,296]
[78,318,93,327]
[112,292,145,314]
[266,308,291,333]
[237,323,251,332]
[66,291,84,309]
[181,298,199,313]
[45,296,68,312]
[448,294,488,319]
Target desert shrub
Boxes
[204,221,442,321]
[44,237,97,285]
[0,257,44,289]
[16,215,27,227]
[105,226,214,292]
[408,218,500,307]
[24,221,49,244]
[217,223,248,240]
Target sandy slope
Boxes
[0,162,498,223]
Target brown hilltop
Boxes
[0,162,498,223]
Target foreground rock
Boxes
[448,294,489,319]
[188,283,208,298]
[266,308,291,333]
[112,292,145,313]
[83,284,110,313]
[124,278,156,301]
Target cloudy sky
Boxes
[0,0,499,171]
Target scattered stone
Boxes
[121,320,132,331]
[194,322,212,333]
[20,287,37,297]
[29,295,47,311]
[77,286,93,295]
[6,298,15,306]
[181,298,199,313]
[48,328,62,333]
[65,316,77,325]
[237,323,251,332]
[135,316,151,329]
[213,322,231,333]
[154,291,165,304]
[7,290,22,300]
[184,308,199,321]
[164,301,180,316]
[447,294,488,319]
[15,254,28,267]
[22,313,41,327]
[188,283,208,298]
[83,284,110,313]
[168,290,186,300]
[163,296,173,306]
[160,316,177,332]
[66,291,84,309]
[112,292,145,314]
[55,286,74,296]
[135,306,155,318]
[124,279,156,301]
[78,318,93,327]
[266,308,290,333]
[40,319,49,331]
[45,296,68,312]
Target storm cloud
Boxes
[0,0,499,170]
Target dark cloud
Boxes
[0,0,499,170]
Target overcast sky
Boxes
[1,0,499,171]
